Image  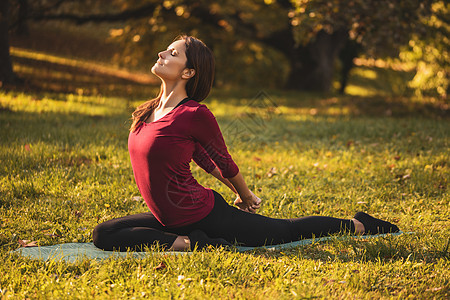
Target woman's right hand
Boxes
[234,191,262,213]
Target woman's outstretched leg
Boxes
[286,215,356,240]
[194,191,355,246]
[287,212,399,239]
[193,191,400,247]
[93,212,179,251]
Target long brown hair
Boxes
[130,35,215,132]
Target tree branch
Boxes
[29,3,158,24]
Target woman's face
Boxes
[151,40,189,81]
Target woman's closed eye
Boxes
[167,48,177,56]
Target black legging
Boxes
[93,191,355,251]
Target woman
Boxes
[93,36,399,251]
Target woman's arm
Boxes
[209,167,238,194]
[190,105,261,212]
[209,168,261,213]
[228,171,261,213]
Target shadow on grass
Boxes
[9,54,158,99]
[244,233,450,264]
[0,109,130,147]
[2,105,449,152]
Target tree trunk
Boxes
[0,0,16,85]
[338,38,362,94]
[286,29,348,92]
[16,0,29,36]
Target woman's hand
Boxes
[234,191,262,213]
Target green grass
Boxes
[0,86,449,298]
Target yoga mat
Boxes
[12,232,404,263]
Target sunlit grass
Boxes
[345,84,379,97]
[1,88,449,298]
[0,91,127,116]
[9,47,159,99]
[11,47,156,85]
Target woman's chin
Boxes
[151,66,162,78]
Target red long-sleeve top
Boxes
[128,99,239,227]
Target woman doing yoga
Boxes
[93,36,399,251]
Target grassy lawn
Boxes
[1,27,449,298]
[1,86,449,298]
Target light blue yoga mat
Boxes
[12,232,404,263]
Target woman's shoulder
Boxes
[171,100,212,124]
[182,100,213,116]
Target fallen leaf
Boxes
[253,156,262,162]
[18,239,38,247]
[267,167,277,178]
[154,262,166,271]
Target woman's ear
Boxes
[182,68,196,80]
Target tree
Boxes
[97,0,437,92]
[0,0,16,86]
[5,0,444,93]
[399,1,449,98]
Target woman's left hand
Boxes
[234,191,262,213]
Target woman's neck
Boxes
[159,80,188,109]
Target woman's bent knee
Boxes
[92,223,110,250]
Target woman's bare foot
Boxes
[352,218,365,235]
[169,231,232,251]
[169,235,190,251]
